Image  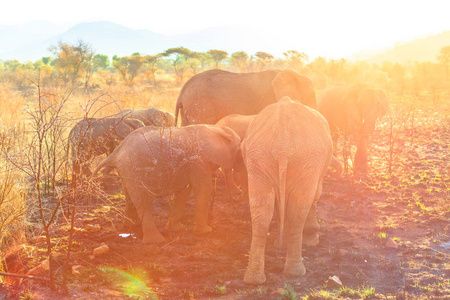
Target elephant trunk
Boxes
[277,157,288,249]
[92,155,114,178]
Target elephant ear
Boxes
[198,126,241,170]
[114,119,143,140]
[271,70,317,109]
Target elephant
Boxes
[216,114,342,202]
[215,114,256,201]
[116,108,175,127]
[318,85,389,175]
[93,125,241,244]
[174,69,317,126]
[242,96,333,285]
[67,117,144,179]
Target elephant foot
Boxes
[244,267,266,285]
[192,224,212,235]
[303,233,320,247]
[142,230,166,244]
[283,260,306,278]
[165,220,185,232]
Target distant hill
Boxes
[1,21,449,63]
[0,21,280,62]
[353,30,450,64]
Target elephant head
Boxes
[198,125,241,171]
[343,86,389,138]
[113,118,145,139]
[271,70,317,109]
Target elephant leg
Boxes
[354,136,369,175]
[165,185,192,232]
[236,164,249,202]
[303,179,323,247]
[244,177,275,285]
[283,184,316,278]
[223,168,241,203]
[128,185,165,244]
[124,189,139,227]
[190,167,213,235]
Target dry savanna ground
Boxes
[0,76,449,299]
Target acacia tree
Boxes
[163,47,191,84]
[207,49,228,69]
[230,51,248,72]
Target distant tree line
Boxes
[0,40,450,100]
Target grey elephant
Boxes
[216,114,342,202]
[175,69,317,125]
[117,108,175,127]
[67,117,144,179]
[93,125,241,244]
[242,96,333,285]
[318,85,389,175]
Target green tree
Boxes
[41,57,52,65]
[93,54,110,69]
[163,47,191,84]
[207,49,228,69]
[230,51,248,72]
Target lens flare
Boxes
[99,266,158,299]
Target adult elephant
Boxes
[117,108,175,127]
[318,85,389,175]
[93,125,241,244]
[216,114,342,202]
[175,69,316,125]
[242,96,333,285]
[68,117,144,178]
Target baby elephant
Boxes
[67,117,144,178]
[94,125,241,244]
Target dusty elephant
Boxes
[216,114,341,202]
[67,117,144,178]
[175,69,317,125]
[93,125,241,244]
[242,96,333,284]
[117,108,175,127]
[318,85,389,175]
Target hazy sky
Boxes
[2,0,450,58]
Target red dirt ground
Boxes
[2,107,449,299]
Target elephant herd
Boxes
[69,69,389,285]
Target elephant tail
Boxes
[329,155,342,177]
[174,99,182,127]
[277,157,288,249]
